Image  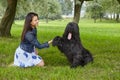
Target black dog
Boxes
[52,22,93,68]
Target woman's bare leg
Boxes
[37,59,45,67]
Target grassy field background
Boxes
[0,19,120,80]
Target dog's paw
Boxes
[52,36,62,46]
[70,65,77,68]
[54,36,61,40]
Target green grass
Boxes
[0,19,120,80]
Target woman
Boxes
[13,12,52,67]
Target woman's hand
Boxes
[35,48,38,54]
[48,40,53,44]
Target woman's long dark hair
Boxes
[21,12,38,42]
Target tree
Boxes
[0,0,17,37]
[0,0,61,37]
[73,0,92,24]
[73,0,84,23]
[86,0,103,23]
[44,0,61,23]
[15,0,30,20]
[58,0,73,15]
[0,1,7,17]
[86,0,120,22]
[16,0,61,22]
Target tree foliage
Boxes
[86,0,120,22]
[0,0,7,17]
[58,0,73,15]
[117,0,120,4]
[16,0,61,20]
[86,0,103,22]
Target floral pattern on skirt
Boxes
[14,46,42,67]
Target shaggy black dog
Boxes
[52,22,93,68]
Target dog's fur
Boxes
[52,22,93,68]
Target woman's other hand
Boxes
[48,40,53,44]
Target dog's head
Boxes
[52,36,62,46]
[63,22,81,42]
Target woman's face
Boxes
[31,16,39,28]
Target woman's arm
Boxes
[25,32,50,49]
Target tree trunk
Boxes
[73,0,84,24]
[99,13,102,22]
[113,13,116,19]
[116,14,119,22]
[0,0,17,37]
[46,13,49,23]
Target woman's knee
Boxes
[37,60,45,67]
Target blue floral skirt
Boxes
[14,46,42,67]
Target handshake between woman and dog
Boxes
[52,22,93,68]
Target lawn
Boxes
[0,19,120,80]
